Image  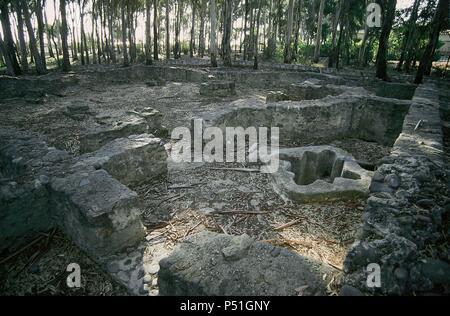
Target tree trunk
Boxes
[0,31,16,75]
[174,1,183,59]
[284,0,294,63]
[146,0,153,65]
[153,0,159,60]
[36,0,47,69]
[108,4,116,63]
[21,0,46,74]
[415,0,449,84]
[253,0,262,70]
[403,0,421,72]
[313,0,325,63]
[210,0,218,67]
[198,0,207,57]
[293,0,303,62]
[44,8,54,58]
[190,0,196,58]
[14,1,29,74]
[121,0,129,66]
[375,0,397,81]
[59,0,71,72]
[222,0,233,66]
[329,0,343,68]
[0,1,21,75]
[165,0,170,60]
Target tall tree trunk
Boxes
[222,0,233,66]
[293,0,303,62]
[284,0,294,63]
[0,30,16,75]
[44,8,54,58]
[253,0,262,70]
[174,1,183,59]
[153,0,159,60]
[14,1,29,74]
[21,0,46,74]
[59,0,71,72]
[69,2,78,61]
[146,0,153,65]
[243,0,249,60]
[210,0,218,67]
[198,0,206,57]
[313,0,325,63]
[165,0,170,59]
[0,1,21,75]
[121,0,129,66]
[36,0,47,69]
[329,0,343,68]
[415,0,449,84]
[375,0,397,81]
[403,0,421,72]
[108,3,116,63]
[190,0,196,58]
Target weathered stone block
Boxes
[199,80,236,97]
[79,117,149,153]
[158,231,334,296]
[270,146,373,202]
[77,134,167,186]
[50,169,145,259]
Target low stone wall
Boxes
[342,83,449,295]
[0,129,167,265]
[0,74,79,99]
[208,90,410,147]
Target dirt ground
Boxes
[0,72,392,296]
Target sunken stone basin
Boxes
[271,146,373,202]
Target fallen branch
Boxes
[155,193,185,208]
[209,167,260,173]
[168,182,206,190]
[183,221,203,238]
[0,235,45,265]
[273,218,304,231]
[214,210,267,215]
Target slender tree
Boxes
[165,0,170,59]
[0,1,21,75]
[35,0,47,69]
[284,0,294,63]
[190,0,196,58]
[14,1,29,74]
[60,0,71,72]
[153,0,159,60]
[121,0,130,66]
[375,0,397,81]
[415,0,449,84]
[210,0,218,67]
[198,0,207,57]
[253,0,262,69]
[313,0,325,63]
[21,0,46,74]
[222,0,233,66]
[146,0,153,65]
[403,0,422,72]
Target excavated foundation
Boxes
[270,146,373,202]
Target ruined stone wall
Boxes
[343,83,449,295]
[209,93,410,147]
